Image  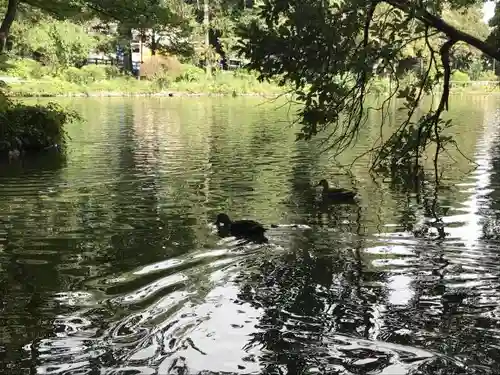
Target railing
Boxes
[84,57,141,75]
[450,80,500,87]
[85,57,120,66]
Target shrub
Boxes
[231,68,255,80]
[451,70,470,82]
[104,65,122,79]
[175,64,205,82]
[63,66,87,84]
[140,55,182,79]
[479,71,498,81]
[0,91,79,153]
[80,65,107,82]
[61,65,107,84]
[2,58,43,78]
[154,74,173,90]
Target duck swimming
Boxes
[214,213,268,243]
[316,179,357,201]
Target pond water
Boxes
[0,95,499,374]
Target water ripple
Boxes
[0,97,499,374]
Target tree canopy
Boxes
[237,0,500,175]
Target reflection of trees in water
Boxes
[382,166,451,240]
[482,133,500,239]
[226,134,384,373]
[3,97,500,373]
[206,101,297,221]
[366,164,500,373]
[106,103,199,272]
[233,158,500,373]
[236,231,390,374]
[0,167,67,370]
[234,162,390,375]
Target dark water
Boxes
[0,95,499,374]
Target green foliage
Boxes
[0,86,79,153]
[467,59,483,80]
[11,17,97,68]
[479,70,498,81]
[0,57,43,78]
[175,64,205,82]
[451,70,470,81]
[4,65,283,97]
[237,0,500,173]
[488,2,500,49]
[62,65,108,84]
[104,66,122,79]
[8,78,81,97]
[62,66,86,84]
[154,74,173,90]
[80,65,107,81]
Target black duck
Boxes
[214,213,268,243]
[316,179,357,201]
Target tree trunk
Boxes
[151,29,157,56]
[204,0,211,77]
[119,26,133,74]
[0,0,19,54]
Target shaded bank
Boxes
[0,97,78,158]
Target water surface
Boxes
[0,95,499,374]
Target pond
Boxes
[0,95,499,374]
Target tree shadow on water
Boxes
[379,164,450,241]
[0,149,67,176]
[234,228,393,374]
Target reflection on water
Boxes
[0,96,499,374]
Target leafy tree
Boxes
[0,0,90,53]
[237,0,500,175]
[0,0,194,71]
[443,4,489,71]
[182,0,257,69]
[10,15,97,68]
[79,0,193,53]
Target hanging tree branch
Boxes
[238,0,493,177]
[384,0,500,61]
[436,38,456,114]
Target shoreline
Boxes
[5,82,499,99]
[8,90,499,99]
[7,90,285,99]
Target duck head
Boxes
[215,213,232,228]
[315,179,329,189]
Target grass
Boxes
[370,74,500,97]
[4,57,498,98]
[0,58,285,97]
[7,74,285,97]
